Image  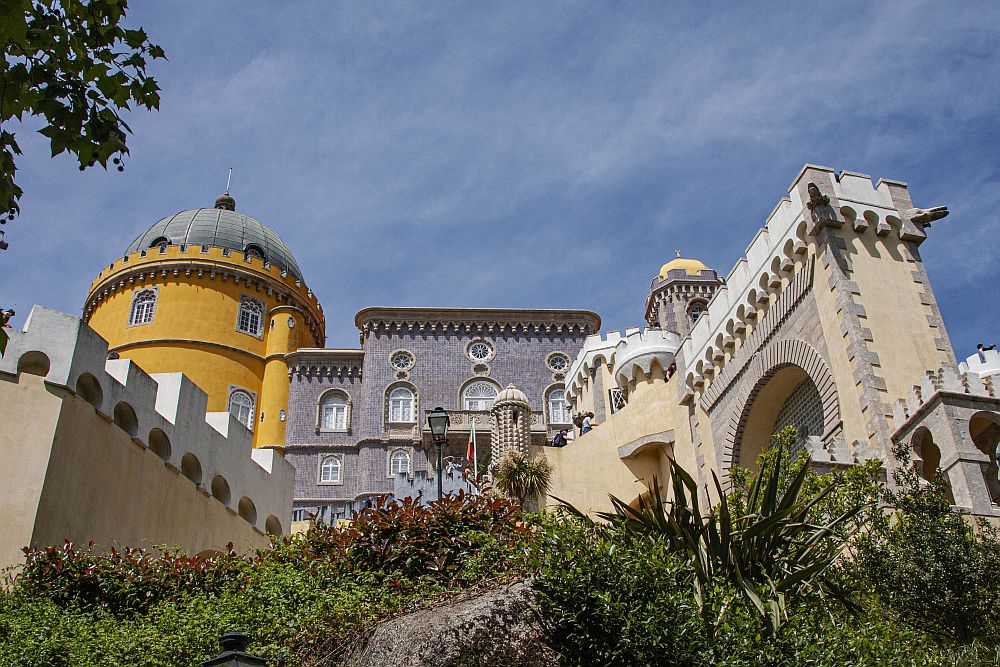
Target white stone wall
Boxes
[0,306,294,535]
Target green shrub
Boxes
[560,427,868,632]
[854,440,1000,643]
[0,491,533,666]
[532,513,950,667]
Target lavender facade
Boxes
[284,307,600,522]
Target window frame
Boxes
[687,299,707,324]
[546,351,571,373]
[388,448,412,478]
[227,387,257,431]
[127,287,159,328]
[609,387,628,414]
[547,386,572,425]
[236,295,265,338]
[462,380,500,411]
[389,349,415,372]
[317,390,351,433]
[387,385,416,424]
[466,339,495,363]
[317,454,344,485]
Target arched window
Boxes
[687,301,706,323]
[463,381,499,411]
[390,449,410,475]
[389,387,415,422]
[548,388,571,424]
[773,378,824,456]
[128,289,157,326]
[320,392,349,431]
[319,455,342,484]
[244,244,265,261]
[237,297,264,336]
[148,236,169,250]
[229,389,255,430]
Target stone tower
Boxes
[490,384,532,461]
[644,253,722,338]
[83,193,325,449]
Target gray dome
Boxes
[125,207,304,281]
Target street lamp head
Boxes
[427,406,450,438]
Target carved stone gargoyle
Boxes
[806,182,836,225]
[906,206,949,226]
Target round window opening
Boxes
[390,351,414,371]
[547,353,570,372]
[467,340,494,362]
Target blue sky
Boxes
[3,1,998,356]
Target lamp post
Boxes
[427,406,450,501]
[201,631,267,666]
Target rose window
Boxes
[547,353,570,372]
[467,340,493,362]
[390,351,414,371]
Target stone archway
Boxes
[969,411,1000,505]
[723,338,839,474]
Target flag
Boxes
[467,419,478,478]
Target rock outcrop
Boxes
[337,580,559,667]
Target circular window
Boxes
[390,350,414,371]
[547,352,570,372]
[466,340,494,363]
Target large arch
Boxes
[723,338,839,474]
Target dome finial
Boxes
[675,248,682,258]
[215,168,236,211]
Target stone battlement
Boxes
[960,348,1000,380]
[0,306,294,535]
[566,329,625,399]
[892,366,998,429]
[681,165,930,392]
[612,328,682,390]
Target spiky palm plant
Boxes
[556,429,865,633]
[492,449,552,508]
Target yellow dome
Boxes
[659,256,708,278]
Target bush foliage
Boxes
[0,492,532,666]
[3,430,1000,666]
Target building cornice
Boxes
[286,348,365,380]
[110,338,265,362]
[354,307,601,343]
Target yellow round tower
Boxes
[83,193,325,448]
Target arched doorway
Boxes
[735,365,824,469]
[969,411,1000,505]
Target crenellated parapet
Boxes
[354,307,600,344]
[0,306,295,536]
[680,166,946,398]
[892,366,997,429]
[612,328,682,391]
[566,330,623,400]
[85,244,325,347]
[960,348,1000,381]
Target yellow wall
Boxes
[0,373,63,569]
[548,371,684,515]
[84,247,325,447]
[0,373,270,571]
